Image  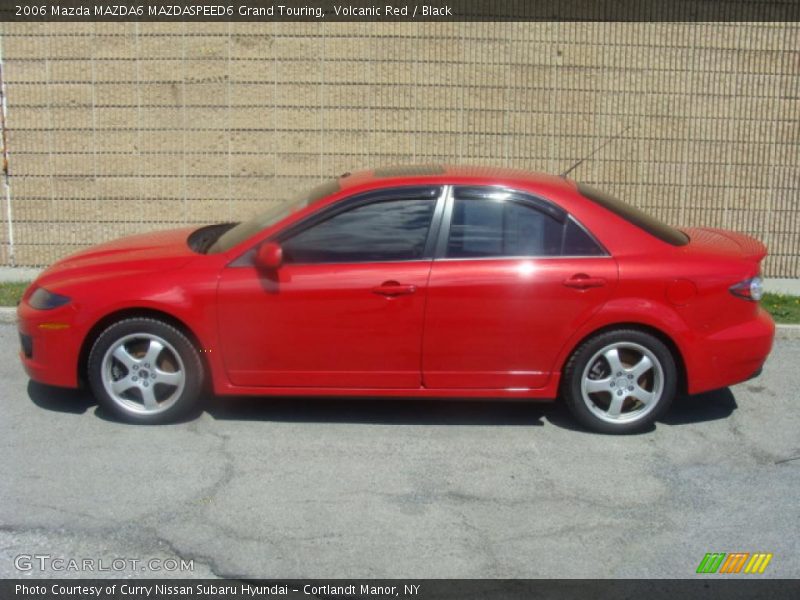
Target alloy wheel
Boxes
[580,341,664,424]
[101,333,186,415]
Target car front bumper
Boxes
[17,300,83,388]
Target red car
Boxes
[17,166,774,433]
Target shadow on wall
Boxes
[27,380,738,433]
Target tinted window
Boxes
[578,183,688,246]
[207,179,341,254]
[563,218,605,256]
[447,199,563,258]
[282,199,436,263]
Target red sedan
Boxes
[17,166,775,433]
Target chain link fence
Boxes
[0,22,797,276]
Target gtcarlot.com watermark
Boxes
[14,553,194,573]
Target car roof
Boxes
[336,164,577,195]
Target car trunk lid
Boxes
[680,227,767,263]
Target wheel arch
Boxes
[78,307,212,389]
[559,322,688,396]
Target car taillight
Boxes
[730,276,764,302]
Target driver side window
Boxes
[282,198,437,264]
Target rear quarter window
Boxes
[563,218,606,256]
[578,183,688,246]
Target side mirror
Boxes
[255,242,283,271]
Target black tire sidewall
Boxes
[563,329,677,434]
[87,318,204,424]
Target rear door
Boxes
[422,186,618,390]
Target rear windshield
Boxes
[578,183,689,246]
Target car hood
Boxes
[36,227,199,286]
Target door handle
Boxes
[372,281,417,297]
[563,274,606,289]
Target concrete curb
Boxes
[2,305,799,340]
[0,267,42,282]
[775,324,800,340]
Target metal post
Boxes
[0,32,15,267]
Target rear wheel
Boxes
[562,329,677,434]
[87,318,204,424]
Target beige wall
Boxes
[1,22,797,276]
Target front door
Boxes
[217,187,443,389]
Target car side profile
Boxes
[17,165,775,433]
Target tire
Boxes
[87,317,205,424]
[561,329,677,434]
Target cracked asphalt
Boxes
[1,323,798,578]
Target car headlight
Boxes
[28,287,72,310]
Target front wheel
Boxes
[87,318,205,424]
[561,329,677,434]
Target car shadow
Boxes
[659,387,738,426]
[204,386,737,431]
[26,380,199,424]
[27,381,738,431]
[27,380,97,415]
[544,387,739,433]
[206,395,549,427]
[26,381,551,427]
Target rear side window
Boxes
[447,199,563,258]
[444,186,606,259]
[282,198,436,263]
[578,183,688,246]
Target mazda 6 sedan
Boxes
[17,165,775,433]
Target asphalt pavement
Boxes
[1,323,798,578]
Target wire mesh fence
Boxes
[0,21,797,276]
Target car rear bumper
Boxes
[17,301,82,388]
[687,306,775,394]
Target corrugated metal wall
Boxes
[1,22,797,275]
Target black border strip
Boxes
[3,579,800,600]
[1,0,798,22]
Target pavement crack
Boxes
[147,532,241,579]
[194,428,236,505]
[775,455,800,465]
[149,424,236,518]
[0,522,223,577]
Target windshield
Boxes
[578,183,689,246]
[207,179,341,254]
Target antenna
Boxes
[560,125,632,178]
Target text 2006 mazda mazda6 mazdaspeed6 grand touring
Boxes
[17,166,775,433]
